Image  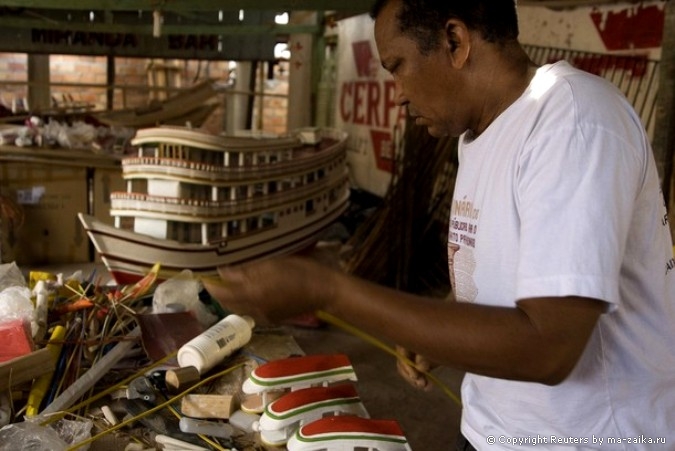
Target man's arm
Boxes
[205,256,606,385]
[325,267,605,385]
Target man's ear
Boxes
[444,19,471,69]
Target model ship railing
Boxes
[121,144,345,182]
[110,171,348,219]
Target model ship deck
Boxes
[79,125,349,284]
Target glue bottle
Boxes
[177,314,255,374]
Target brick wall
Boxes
[0,53,290,135]
[0,53,28,108]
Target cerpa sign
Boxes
[334,14,406,197]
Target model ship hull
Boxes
[79,126,350,284]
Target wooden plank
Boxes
[652,0,675,214]
[0,28,277,61]
[181,394,235,419]
[0,17,319,36]
[0,1,371,12]
[0,348,55,391]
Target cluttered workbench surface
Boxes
[0,261,415,451]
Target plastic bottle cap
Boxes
[177,346,206,373]
[241,315,255,329]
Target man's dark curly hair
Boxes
[370,0,519,55]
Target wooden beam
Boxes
[0,348,55,391]
[0,0,371,13]
[652,0,675,206]
[0,17,320,36]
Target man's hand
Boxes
[396,346,435,391]
[202,256,335,325]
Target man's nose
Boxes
[394,81,408,106]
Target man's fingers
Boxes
[395,347,431,390]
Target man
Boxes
[204,0,675,449]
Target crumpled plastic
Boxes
[0,263,35,361]
[0,285,33,322]
[0,418,93,450]
[0,262,27,293]
[0,421,67,451]
[152,269,217,328]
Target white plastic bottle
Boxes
[177,314,255,374]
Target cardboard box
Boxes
[0,162,89,266]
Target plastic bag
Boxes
[152,269,217,328]
[0,285,33,321]
[0,418,93,451]
[0,421,67,451]
[0,262,27,292]
[50,418,93,450]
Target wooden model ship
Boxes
[78,125,349,284]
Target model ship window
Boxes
[243,153,254,166]
[139,145,158,158]
[130,179,148,193]
[207,223,222,243]
[160,143,187,160]
[261,213,276,227]
[305,199,315,215]
[227,221,240,236]
[317,168,326,179]
[217,187,231,201]
[229,152,240,167]
[193,148,222,166]
[307,172,316,184]
[268,182,278,194]
[253,183,265,197]
[167,222,202,244]
[246,217,259,231]
[236,186,248,200]
[119,216,134,230]
[185,185,210,201]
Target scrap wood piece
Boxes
[165,366,201,394]
[0,347,54,391]
[180,393,235,419]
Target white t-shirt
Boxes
[449,61,675,450]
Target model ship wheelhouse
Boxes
[79,126,350,284]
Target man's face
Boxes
[374,0,469,138]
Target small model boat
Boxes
[241,354,358,413]
[287,416,412,451]
[79,125,349,284]
[256,384,369,446]
[94,80,220,129]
